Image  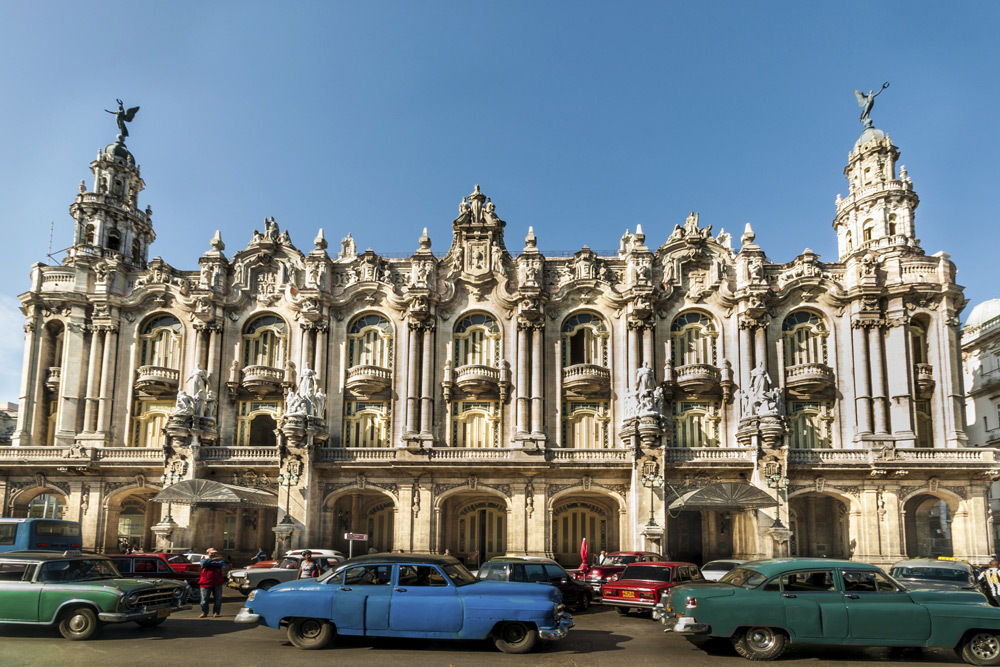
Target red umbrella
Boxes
[579,537,589,570]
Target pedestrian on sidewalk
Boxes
[198,547,226,618]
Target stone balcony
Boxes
[665,447,755,463]
[785,362,835,398]
[345,365,392,397]
[134,365,180,395]
[45,367,61,393]
[561,364,611,397]
[200,446,280,464]
[674,364,721,394]
[972,367,1000,396]
[241,365,284,396]
[454,364,502,396]
[914,363,935,400]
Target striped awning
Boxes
[151,478,277,507]
[669,482,778,511]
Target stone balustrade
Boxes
[241,365,284,394]
[345,365,392,396]
[454,364,501,396]
[134,365,180,394]
[0,446,71,460]
[836,180,912,212]
[788,447,997,463]
[673,364,721,394]
[665,447,754,462]
[785,362,835,396]
[93,447,161,461]
[45,367,62,392]
[316,447,398,462]
[561,364,611,396]
[428,447,514,461]
[548,448,628,462]
[200,446,280,462]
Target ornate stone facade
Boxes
[1,118,995,567]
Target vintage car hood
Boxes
[459,580,561,599]
[907,588,989,604]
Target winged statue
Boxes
[853,82,889,128]
[105,99,140,138]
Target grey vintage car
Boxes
[228,555,340,594]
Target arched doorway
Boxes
[789,493,850,558]
[324,491,395,555]
[551,496,618,567]
[10,489,68,519]
[439,492,509,568]
[667,511,703,564]
[904,494,954,557]
[117,497,151,551]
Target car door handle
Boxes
[394,587,407,592]
[339,586,352,591]
[782,593,796,598]
[844,594,859,599]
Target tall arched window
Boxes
[132,239,142,264]
[911,320,929,366]
[85,224,96,246]
[561,313,609,367]
[344,401,391,447]
[454,313,501,367]
[452,401,500,447]
[237,401,281,446]
[140,315,183,369]
[862,219,875,243]
[671,401,721,447]
[887,213,898,236]
[27,494,63,519]
[782,311,829,367]
[563,402,610,448]
[786,401,834,448]
[132,401,172,447]
[242,315,287,369]
[107,228,122,252]
[348,314,394,369]
[671,312,717,367]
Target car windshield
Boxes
[609,555,638,565]
[40,559,120,582]
[443,563,477,586]
[704,561,740,572]
[890,566,971,583]
[719,567,768,589]
[621,565,670,582]
[277,558,300,569]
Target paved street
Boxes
[1,594,967,667]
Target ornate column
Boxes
[852,322,872,435]
[97,324,119,435]
[515,320,530,436]
[206,324,221,387]
[738,319,754,391]
[15,311,42,446]
[419,322,435,437]
[627,319,642,387]
[884,316,915,442]
[530,322,544,436]
[82,326,104,433]
[314,324,328,390]
[754,324,767,373]
[641,324,653,369]
[869,325,888,434]
[404,321,421,436]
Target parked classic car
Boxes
[0,550,190,640]
[701,559,748,582]
[235,553,574,653]
[575,551,664,595]
[228,553,341,595]
[654,557,1000,665]
[107,553,201,602]
[478,556,594,611]
[889,558,980,592]
[601,562,705,615]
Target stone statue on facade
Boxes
[105,99,139,138]
[854,82,890,129]
[738,362,785,420]
[172,390,196,416]
[339,233,357,259]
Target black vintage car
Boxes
[477,556,594,611]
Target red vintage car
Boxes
[575,551,664,595]
[133,552,202,574]
[600,562,705,614]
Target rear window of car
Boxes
[512,563,549,583]
[478,563,509,581]
[609,555,638,565]
[622,565,671,582]
[0,562,31,581]
[719,567,768,589]
[890,566,971,583]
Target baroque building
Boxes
[1,113,995,567]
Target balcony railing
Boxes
[199,446,280,462]
[45,367,61,393]
[134,365,180,394]
[788,447,997,463]
[664,447,754,462]
[785,363,835,397]
[93,447,162,462]
[317,447,398,462]
[428,447,515,461]
[562,364,611,397]
[674,364,721,394]
[548,448,628,462]
[345,365,392,397]
[454,364,502,396]
[241,365,284,395]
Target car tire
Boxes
[616,607,630,615]
[135,617,166,629]
[286,618,335,650]
[493,622,538,654]
[257,580,279,591]
[732,626,786,661]
[58,606,102,641]
[575,594,591,612]
[962,631,1000,666]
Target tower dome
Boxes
[966,298,1000,330]
[103,136,135,168]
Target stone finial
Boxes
[741,223,756,245]
[314,228,328,250]
[634,223,645,245]
[78,179,86,194]
[525,226,537,249]
[210,230,225,252]
[418,227,431,250]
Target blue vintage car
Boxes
[235,553,574,653]
[654,558,1000,665]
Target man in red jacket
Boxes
[198,547,226,618]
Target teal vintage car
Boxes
[654,557,1000,665]
[0,550,190,640]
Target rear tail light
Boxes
[685,596,698,609]
[71,543,81,548]
[36,543,48,548]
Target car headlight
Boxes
[247,590,257,602]
[173,587,184,598]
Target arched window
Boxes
[563,402,610,448]
[845,230,852,252]
[140,315,182,369]
[27,494,63,519]
[454,313,501,367]
[242,315,287,369]
[348,314,393,369]
[782,311,829,367]
[911,320,929,366]
[344,401,391,447]
[887,213,897,236]
[237,401,281,446]
[671,401,720,447]
[786,401,834,448]
[132,239,142,264]
[670,312,717,367]
[85,224,96,246]
[132,401,172,447]
[452,401,500,447]
[862,219,875,243]
[117,498,146,547]
[561,313,609,367]
[107,228,122,252]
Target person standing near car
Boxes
[198,547,226,617]
[297,550,323,579]
[978,559,1000,606]
[251,546,267,564]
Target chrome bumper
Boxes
[234,607,260,624]
[661,614,709,635]
[601,597,655,609]
[227,580,250,592]
[98,605,191,623]
[538,613,574,641]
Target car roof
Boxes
[341,553,461,566]
[740,558,874,577]
[1,551,108,562]
[609,551,661,556]
[486,556,558,564]
[891,558,972,570]
[703,559,748,566]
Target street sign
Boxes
[344,532,368,541]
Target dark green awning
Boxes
[151,478,277,507]
[669,482,778,511]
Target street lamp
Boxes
[766,474,790,528]
[159,470,181,522]
[641,469,665,528]
[276,473,300,525]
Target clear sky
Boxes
[0,1,998,403]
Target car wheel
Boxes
[58,607,102,641]
[286,618,335,650]
[493,622,538,654]
[135,617,166,629]
[257,580,279,591]
[962,631,1000,666]
[616,607,630,615]
[733,626,786,661]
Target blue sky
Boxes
[1,1,998,403]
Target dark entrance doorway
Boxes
[668,511,703,563]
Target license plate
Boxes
[157,609,170,618]
[622,591,635,598]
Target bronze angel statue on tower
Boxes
[853,82,889,129]
[105,99,140,138]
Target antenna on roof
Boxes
[47,220,53,258]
